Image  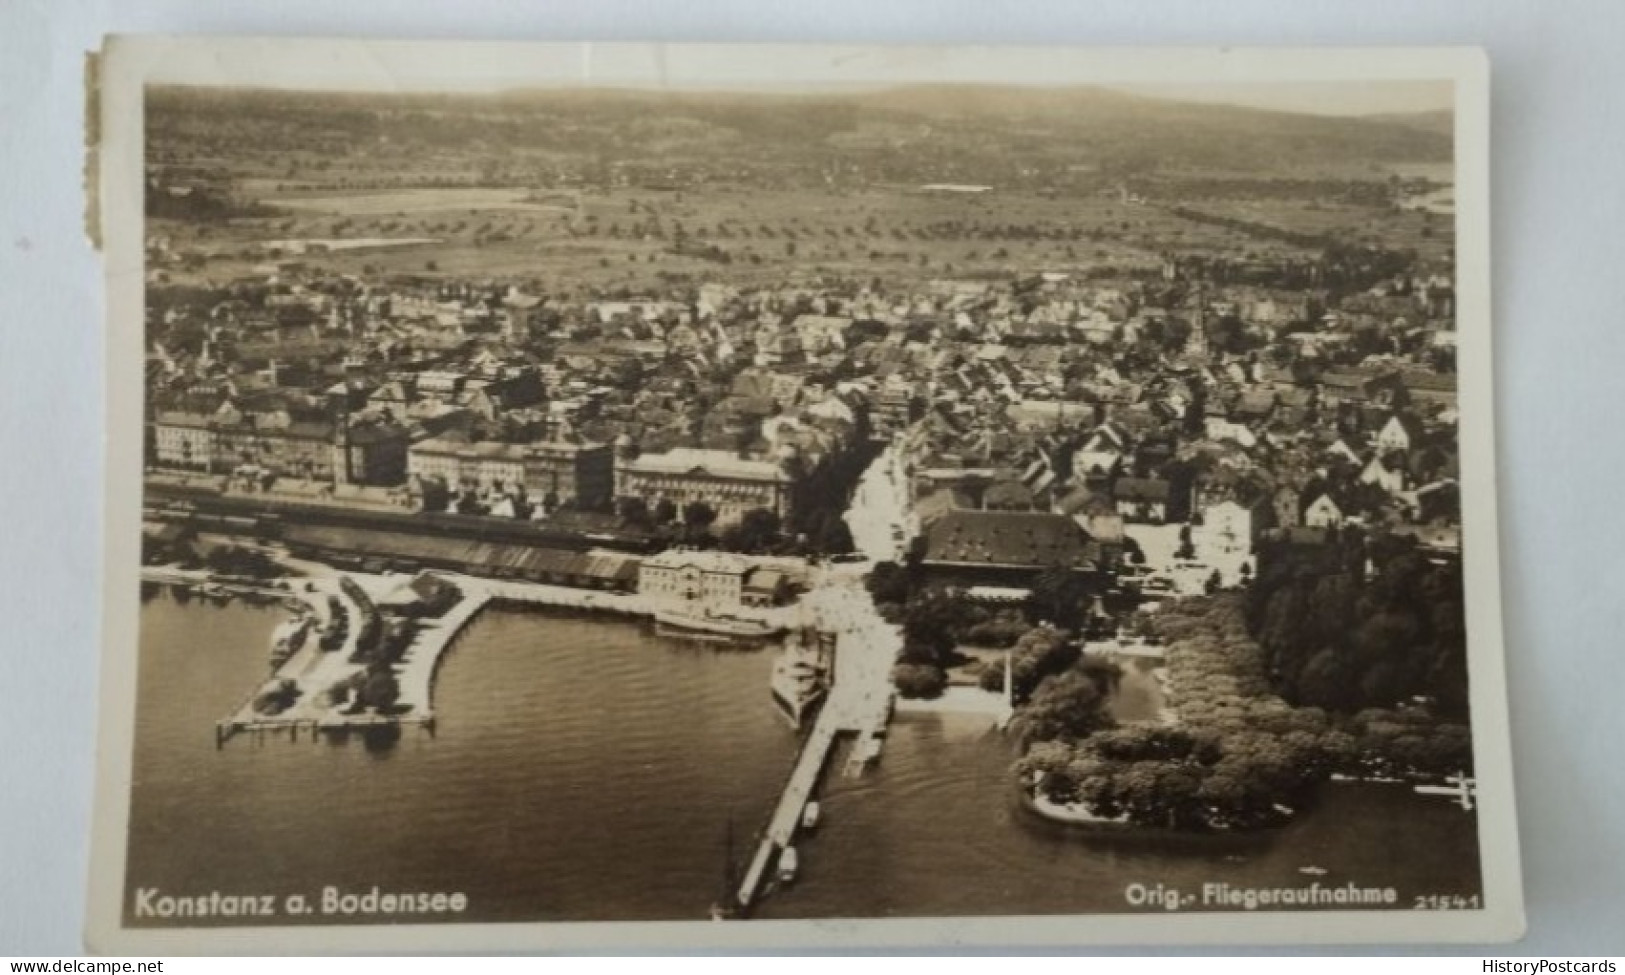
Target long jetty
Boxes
[733,631,895,913]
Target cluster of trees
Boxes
[960,614,1033,651]
[1006,591,1475,833]
[1163,208,1422,296]
[1015,724,1340,831]
[871,564,991,699]
[1002,596,1360,831]
[143,532,196,568]
[146,180,284,224]
[424,475,620,523]
[1161,594,1471,781]
[888,586,983,698]
[873,562,1120,703]
[199,544,285,581]
[325,663,402,714]
[865,559,914,610]
[1007,653,1122,746]
[350,617,417,669]
[890,662,949,699]
[1160,176,1416,207]
[1344,707,1473,780]
[1248,533,1469,717]
[716,507,783,554]
[252,677,302,716]
[1025,564,1097,631]
[976,624,1080,701]
[801,511,856,557]
[785,440,880,555]
[615,497,724,548]
[612,497,853,557]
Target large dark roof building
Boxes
[919,509,1100,588]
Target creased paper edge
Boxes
[84,45,103,251]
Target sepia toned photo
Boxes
[87,39,1521,951]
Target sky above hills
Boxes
[1112,81,1451,117]
[139,40,1456,120]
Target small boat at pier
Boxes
[801,801,821,830]
[777,846,799,884]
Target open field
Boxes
[263,186,577,216]
[145,84,1456,291]
[151,181,1399,291]
[1189,199,1453,264]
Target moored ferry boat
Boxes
[652,606,785,639]
[770,625,831,728]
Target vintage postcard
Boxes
[87,37,1522,952]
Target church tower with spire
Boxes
[1186,280,1209,360]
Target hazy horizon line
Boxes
[146,79,1454,120]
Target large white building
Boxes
[151,411,214,470]
[614,448,794,527]
[638,550,752,608]
[410,439,526,493]
[408,437,615,507]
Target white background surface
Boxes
[1,0,1621,956]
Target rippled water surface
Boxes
[128,593,1482,925]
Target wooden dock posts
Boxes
[213,715,434,748]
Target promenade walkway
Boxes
[199,549,811,746]
[466,574,805,631]
[734,653,896,910]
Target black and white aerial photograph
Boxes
[84,40,1519,951]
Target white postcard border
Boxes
[87,36,1521,953]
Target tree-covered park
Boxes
[1012,594,1475,833]
[1248,530,1470,718]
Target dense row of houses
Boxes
[884,274,1462,595]
[146,259,1460,590]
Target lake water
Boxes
[756,713,1483,919]
[126,591,1483,926]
